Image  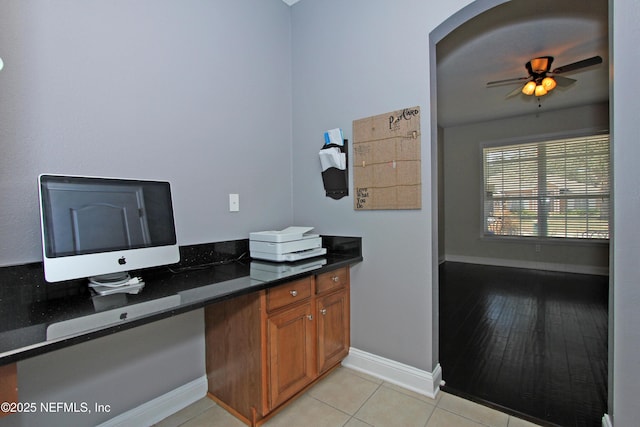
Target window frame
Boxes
[480,129,610,244]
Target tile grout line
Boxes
[318,378,383,427]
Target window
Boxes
[483,133,609,240]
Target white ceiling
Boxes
[283,0,608,128]
[436,0,609,127]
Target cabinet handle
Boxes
[307,314,313,320]
[290,290,298,297]
[320,308,327,316]
[332,276,339,282]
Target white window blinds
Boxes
[483,134,610,240]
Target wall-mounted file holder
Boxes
[320,139,348,200]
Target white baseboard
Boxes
[98,349,441,426]
[602,413,613,427]
[97,375,208,427]
[444,254,609,276]
[342,347,442,399]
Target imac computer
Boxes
[38,174,180,295]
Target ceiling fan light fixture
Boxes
[526,56,553,74]
[522,81,536,96]
[542,76,557,91]
[490,54,601,100]
[534,84,547,97]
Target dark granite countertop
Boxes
[0,236,362,366]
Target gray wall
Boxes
[2,0,640,425]
[8,311,203,427]
[611,0,640,425]
[291,0,640,424]
[443,103,610,273]
[290,0,473,372]
[0,0,292,425]
[0,0,293,266]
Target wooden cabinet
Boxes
[0,363,17,419]
[205,267,350,426]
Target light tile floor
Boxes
[155,367,542,427]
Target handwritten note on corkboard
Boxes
[352,106,421,210]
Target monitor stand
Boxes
[88,272,145,296]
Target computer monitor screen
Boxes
[39,174,180,283]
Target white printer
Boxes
[249,226,327,262]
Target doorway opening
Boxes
[431,1,610,425]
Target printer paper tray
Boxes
[250,247,327,262]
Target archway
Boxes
[430,1,610,425]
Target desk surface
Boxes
[0,236,362,366]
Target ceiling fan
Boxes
[487,55,603,98]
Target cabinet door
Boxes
[267,301,316,409]
[317,289,350,374]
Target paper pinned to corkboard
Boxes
[352,106,421,210]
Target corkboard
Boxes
[353,106,421,210]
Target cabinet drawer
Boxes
[316,267,348,294]
[267,277,312,311]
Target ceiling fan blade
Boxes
[505,85,524,98]
[486,76,529,87]
[553,75,577,87]
[552,56,602,74]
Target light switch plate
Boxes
[229,194,239,212]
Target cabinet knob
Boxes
[332,276,339,282]
[290,290,298,297]
[307,314,313,320]
[320,308,327,316]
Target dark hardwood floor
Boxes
[439,262,608,427]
